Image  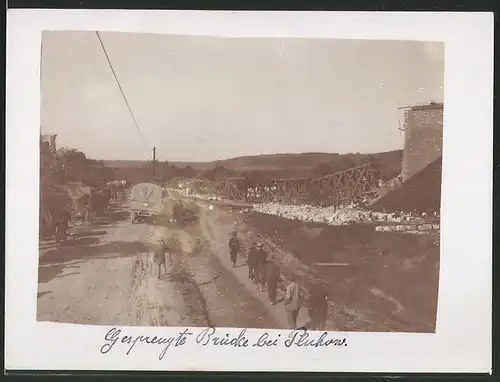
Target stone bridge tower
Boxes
[400,102,443,183]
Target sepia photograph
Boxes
[5,10,493,373]
[38,31,444,333]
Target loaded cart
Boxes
[129,183,166,225]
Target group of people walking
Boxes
[228,231,329,330]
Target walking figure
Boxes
[103,187,112,211]
[55,206,71,247]
[87,187,99,224]
[265,259,281,305]
[247,241,258,282]
[153,238,169,280]
[308,284,328,331]
[228,231,241,267]
[80,192,91,225]
[255,243,268,292]
[284,276,302,329]
[94,188,106,217]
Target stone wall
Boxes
[401,104,443,182]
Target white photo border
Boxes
[5,9,494,373]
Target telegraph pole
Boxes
[152,147,156,178]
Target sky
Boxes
[40,32,444,162]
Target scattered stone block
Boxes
[432,224,440,230]
[396,225,406,231]
[418,224,433,231]
[375,226,383,232]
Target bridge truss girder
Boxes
[214,162,380,207]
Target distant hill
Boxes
[102,160,145,169]
[103,150,403,181]
[215,150,402,173]
[209,150,403,180]
[103,160,212,169]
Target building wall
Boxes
[41,134,57,154]
[40,134,59,186]
[401,104,443,182]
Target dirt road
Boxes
[167,189,439,333]
[37,197,308,329]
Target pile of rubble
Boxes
[252,202,440,228]
[172,186,439,230]
[172,187,221,202]
[253,202,395,225]
[375,223,440,233]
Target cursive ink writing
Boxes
[100,327,349,359]
[253,332,280,347]
[196,328,249,348]
[284,329,347,348]
[100,327,193,360]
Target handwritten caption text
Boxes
[101,327,348,360]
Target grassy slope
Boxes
[246,212,439,332]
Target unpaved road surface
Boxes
[37,197,309,329]
[38,191,437,332]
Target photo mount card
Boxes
[4,9,493,374]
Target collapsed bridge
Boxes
[212,162,381,207]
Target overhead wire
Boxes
[95,31,149,150]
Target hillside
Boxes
[103,160,212,170]
[213,152,341,170]
[371,156,442,213]
[213,150,403,179]
[102,160,146,169]
[103,150,403,181]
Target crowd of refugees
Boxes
[228,231,329,331]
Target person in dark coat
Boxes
[96,189,106,216]
[153,238,168,280]
[228,231,241,267]
[173,202,183,223]
[255,243,268,292]
[55,206,71,247]
[265,260,281,304]
[86,189,97,224]
[103,187,112,210]
[108,185,115,201]
[308,284,328,330]
[90,188,104,219]
[247,242,258,282]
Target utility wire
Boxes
[95,31,149,149]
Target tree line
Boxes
[40,141,114,187]
[115,151,400,187]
